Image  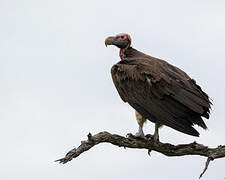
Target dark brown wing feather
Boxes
[111,48,211,137]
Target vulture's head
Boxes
[105,33,131,49]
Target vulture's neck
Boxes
[121,47,147,60]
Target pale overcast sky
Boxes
[0,0,225,179]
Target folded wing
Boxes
[111,58,211,136]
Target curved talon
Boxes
[126,133,134,139]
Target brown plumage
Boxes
[105,33,212,137]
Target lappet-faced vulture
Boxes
[105,33,212,141]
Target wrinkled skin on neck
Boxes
[119,43,131,59]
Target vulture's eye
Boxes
[121,36,124,39]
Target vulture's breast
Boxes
[111,63,145,82]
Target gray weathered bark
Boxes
[56,131,225,178]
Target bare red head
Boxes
[105,33,132,58]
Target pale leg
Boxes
[135,111,147,137]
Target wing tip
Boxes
[192,131,200,137]
[185,127,200,137]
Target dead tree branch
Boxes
[56,131,225,178]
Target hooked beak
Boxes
[105,36,116,47]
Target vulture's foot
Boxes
[126,133,145,140]
[135,131,145,138]
[145,134,153,139]
[145,134,159,142]
[153,133,159,142]
[134,125,145,138]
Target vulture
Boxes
[105,33,212,141]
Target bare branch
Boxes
[55,131,225,178]
[199,157,213,179]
